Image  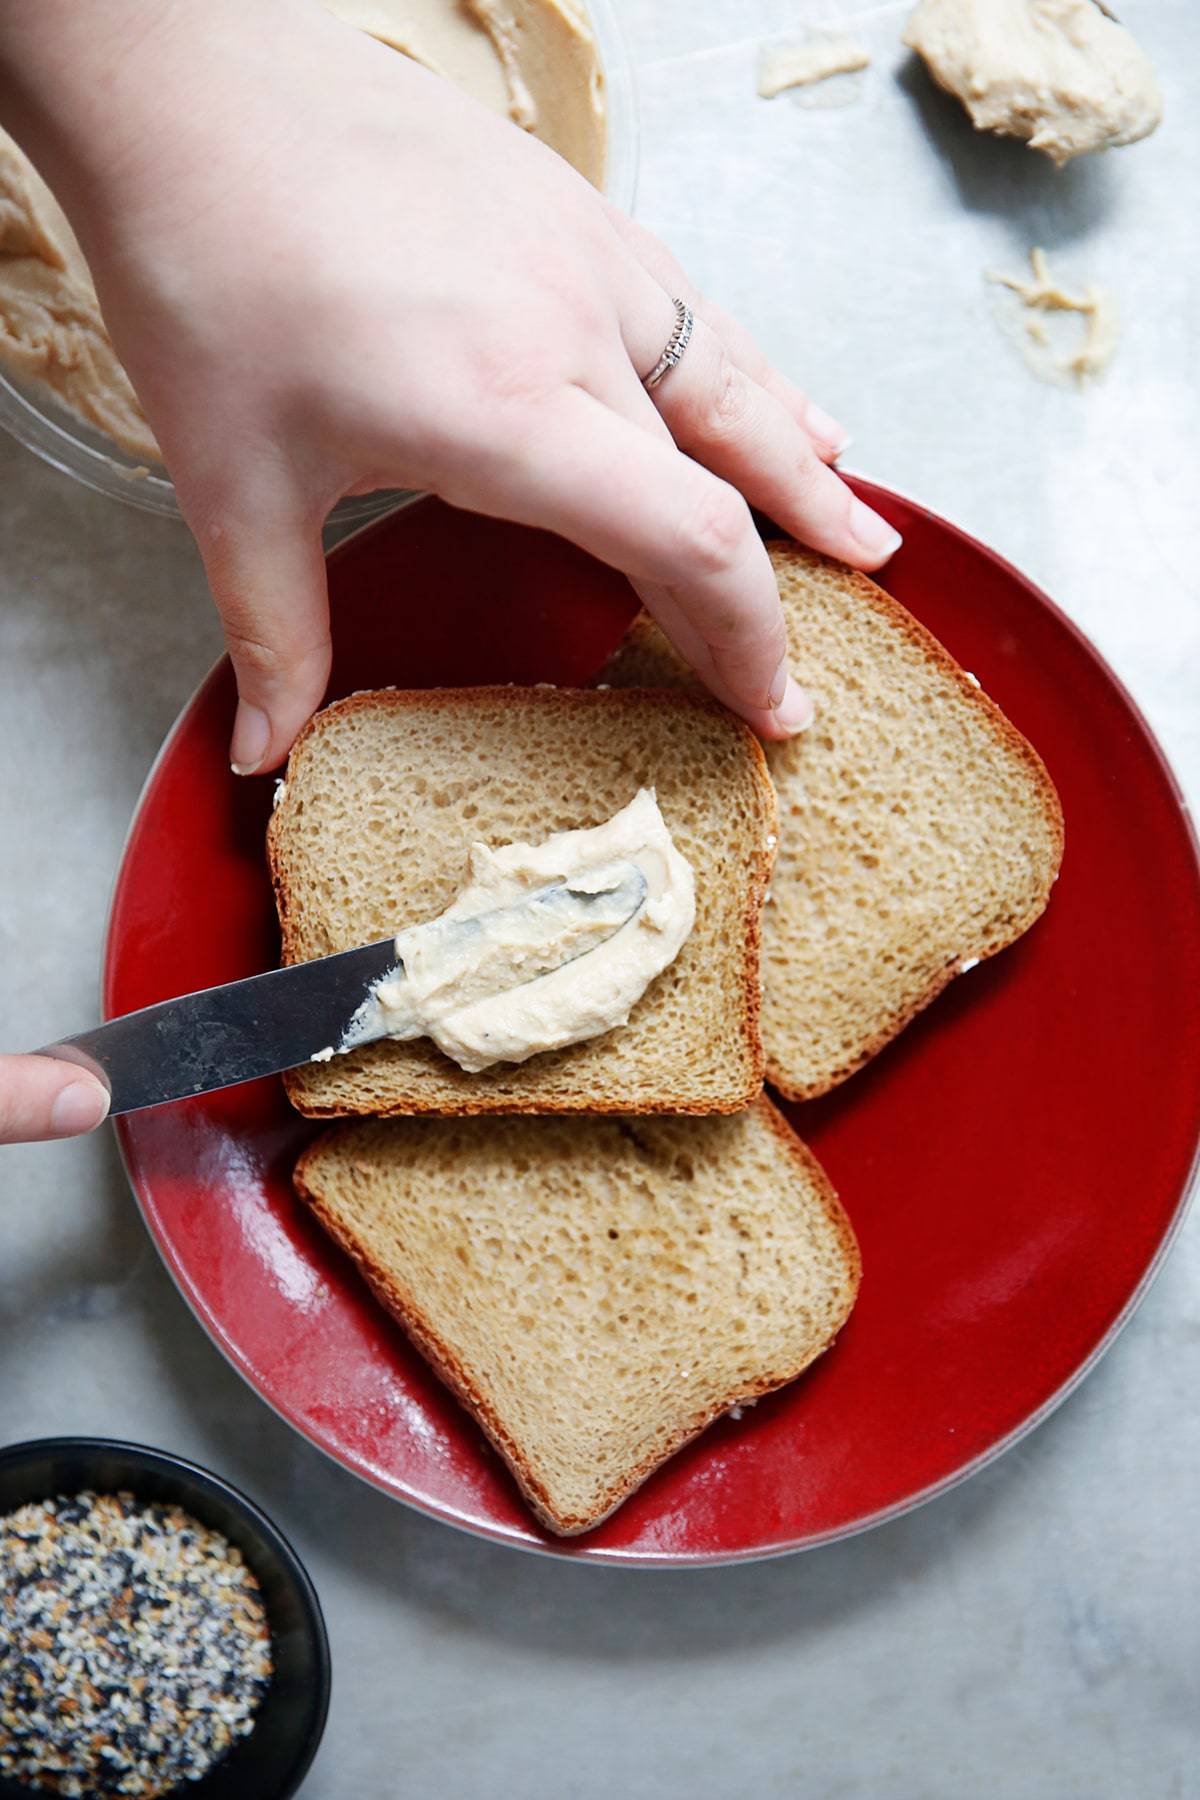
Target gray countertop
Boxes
[1,2,1197,1794]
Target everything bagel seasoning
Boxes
[0,1490,273,1797]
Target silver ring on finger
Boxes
[641,297,695,392]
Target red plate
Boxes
[107,484,1200,1565]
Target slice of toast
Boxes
[294,1101,860,1535]
[597,543,1064,1100]
[268,687,776,1116]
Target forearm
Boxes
[0,0,321,233]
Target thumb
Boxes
[194,497,333,775]
[0,1055,110,1145]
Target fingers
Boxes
[605,206,850,460]
[438,386,809,736]
[687,292,850,459]
[629,576,809,740]
[630,309,901,571]
[0,1055,110,1146]
[184,493,333,775]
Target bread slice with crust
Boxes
[268,687,776,1116]
[597,542,1064,1100]
[294,1100,860,1535]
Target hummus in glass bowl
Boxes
[0,0,637,519]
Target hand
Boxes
[0,1055,110,1145]
[2,0,901,767]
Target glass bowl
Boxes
[0,0,639,520]
[0,1437,330,1800]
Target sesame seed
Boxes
[0,1491,273,1797]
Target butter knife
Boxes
[36,867,646,1115]
[40,938,400,1116]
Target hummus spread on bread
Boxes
[348,790,696,1072]
[903,0,1162,165]
[0,0,606,463]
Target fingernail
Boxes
[768,657,789,710]
[849,498,903,562]
[230,704,270,776]
[51,1081,111,1138]
[803,401,851,455]
[772,674,814,735]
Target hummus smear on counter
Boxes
[0,0,606,463]
[757,34,871,100]
[347,790,695,1073]
[986,245,1118,384]
[903,0,1162,165]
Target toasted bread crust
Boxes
[293,1098,859,1535]
[771,546,1064,871]
[268,685,777,1117]
[770,547,1062,1098]
[596,545,1065,1101]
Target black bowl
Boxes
[0,1438,330,1800]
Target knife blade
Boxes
[39,939,400,1115]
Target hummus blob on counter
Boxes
[903,0,1162,166]
[343,789,695,1072]
[0,0,607,463]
